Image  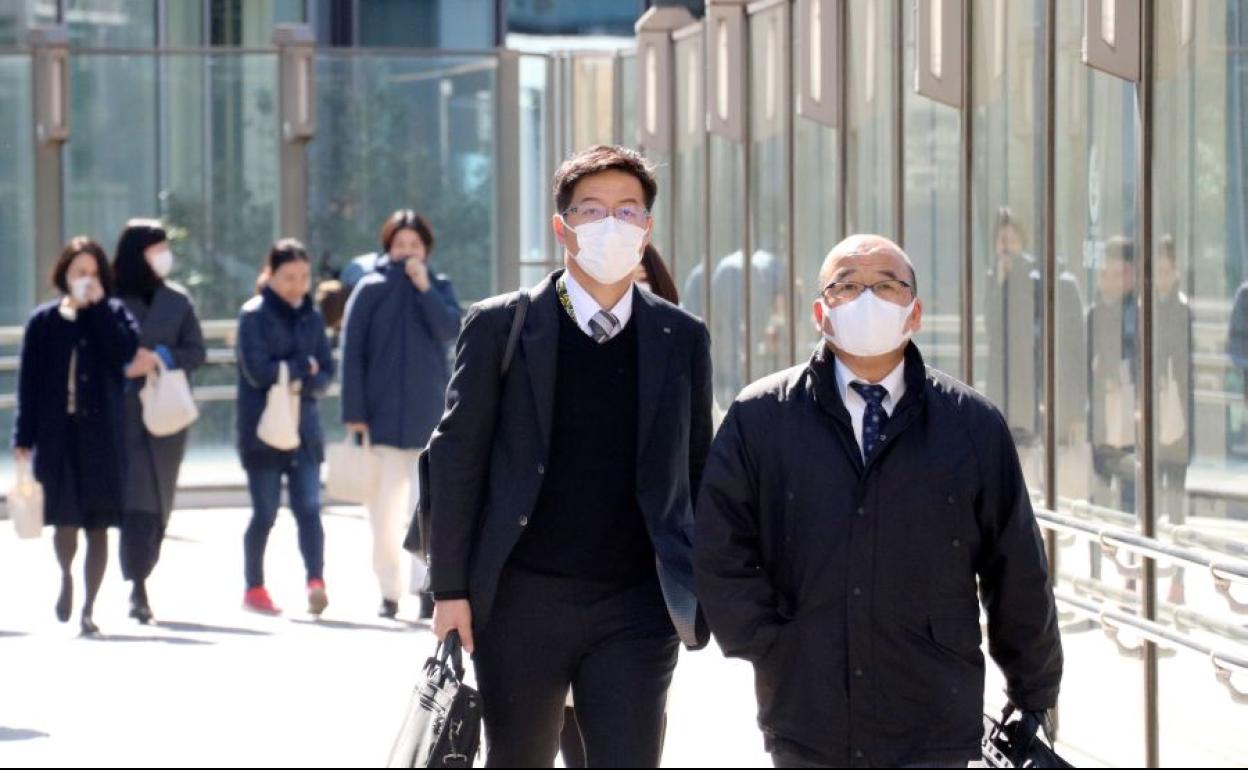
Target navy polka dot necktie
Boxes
[850,382,891,458]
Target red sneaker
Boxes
[243,586,281,615]
[307,579,329,616]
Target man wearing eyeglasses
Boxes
[694,234,1062,768]
[427,145,713,766]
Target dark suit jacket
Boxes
[427,270,713,648]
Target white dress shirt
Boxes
[562,270,634,341]
[834,355,907,458]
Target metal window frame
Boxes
[706,1,747,142]
[796,0,840,129]
[1083,0,1141,83]
[915,0,964,109]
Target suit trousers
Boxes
[472,564,679,768]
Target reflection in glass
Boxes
[709,134,745,417]
[905,6,961,380]
[674,32,706,320]
[1051,2,1146,764]
[749,6,790,381]
[1153,4,1248,762]
[846,0,896,237]
[794,119,839,358]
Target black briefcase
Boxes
[387,631,482,768]
[982,705,1074,768]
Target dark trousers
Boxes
[243,459,324,588]
[472,566,679,768]
[119,510,166,581]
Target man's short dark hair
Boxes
[552,145,658,215]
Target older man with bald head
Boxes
[694,235,1063,768]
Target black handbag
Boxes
[404,290,530,560]
[982,705,1074,768]
[387,631,483,768]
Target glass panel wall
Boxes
[0,55,35,325]
[971,0,1047,491]
[1051,1,1146,764]
[66,53,279,320]
[308,53,497,304]
[673,30,706,318]
[0,54,35,492]
[747,4,790,380]
[0,1,58,46]
[64,52,280,488]
[905,3,963,380]
[64,0,157,48]
[845,0,896,238]
[518,53,554,289]
[1152,2,1248,764]
[708,132,746,419]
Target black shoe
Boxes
[379,599,399,619]
[80,614,100,637]
[56,577,72,623]
[129,599,154,625]
[419,592,435,621]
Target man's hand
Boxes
[432,599,475,653]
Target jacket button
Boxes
[856,507,865,517]
[518,516,528,527]
[537,464,545,475]
[952,538,961,548]
[852,587,861,596]
[947,495,955,504]
[855,749,864,759]
[854,668,864,678]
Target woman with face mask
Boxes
[13,236,140,635]
[236,239,336,616]
[112,219,206,624]
[341,211,462,620]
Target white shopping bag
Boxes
[140,358,199,437]
[257,361,301,451]
[325,431,378,504]
[8,457,44,539]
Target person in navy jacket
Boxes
[341,211,461,619]
[235,238,335,616]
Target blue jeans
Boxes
[244,458,324,589]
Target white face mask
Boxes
[565,216,647,285]
[821,292,916,358]
[71,276,94,303]
[149,249,174,278]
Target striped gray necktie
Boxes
[587,310,620,343]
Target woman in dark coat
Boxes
[236,238,335,616]
[13,236,140,636]
[113,219,206,624]
[341,210,462,620]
